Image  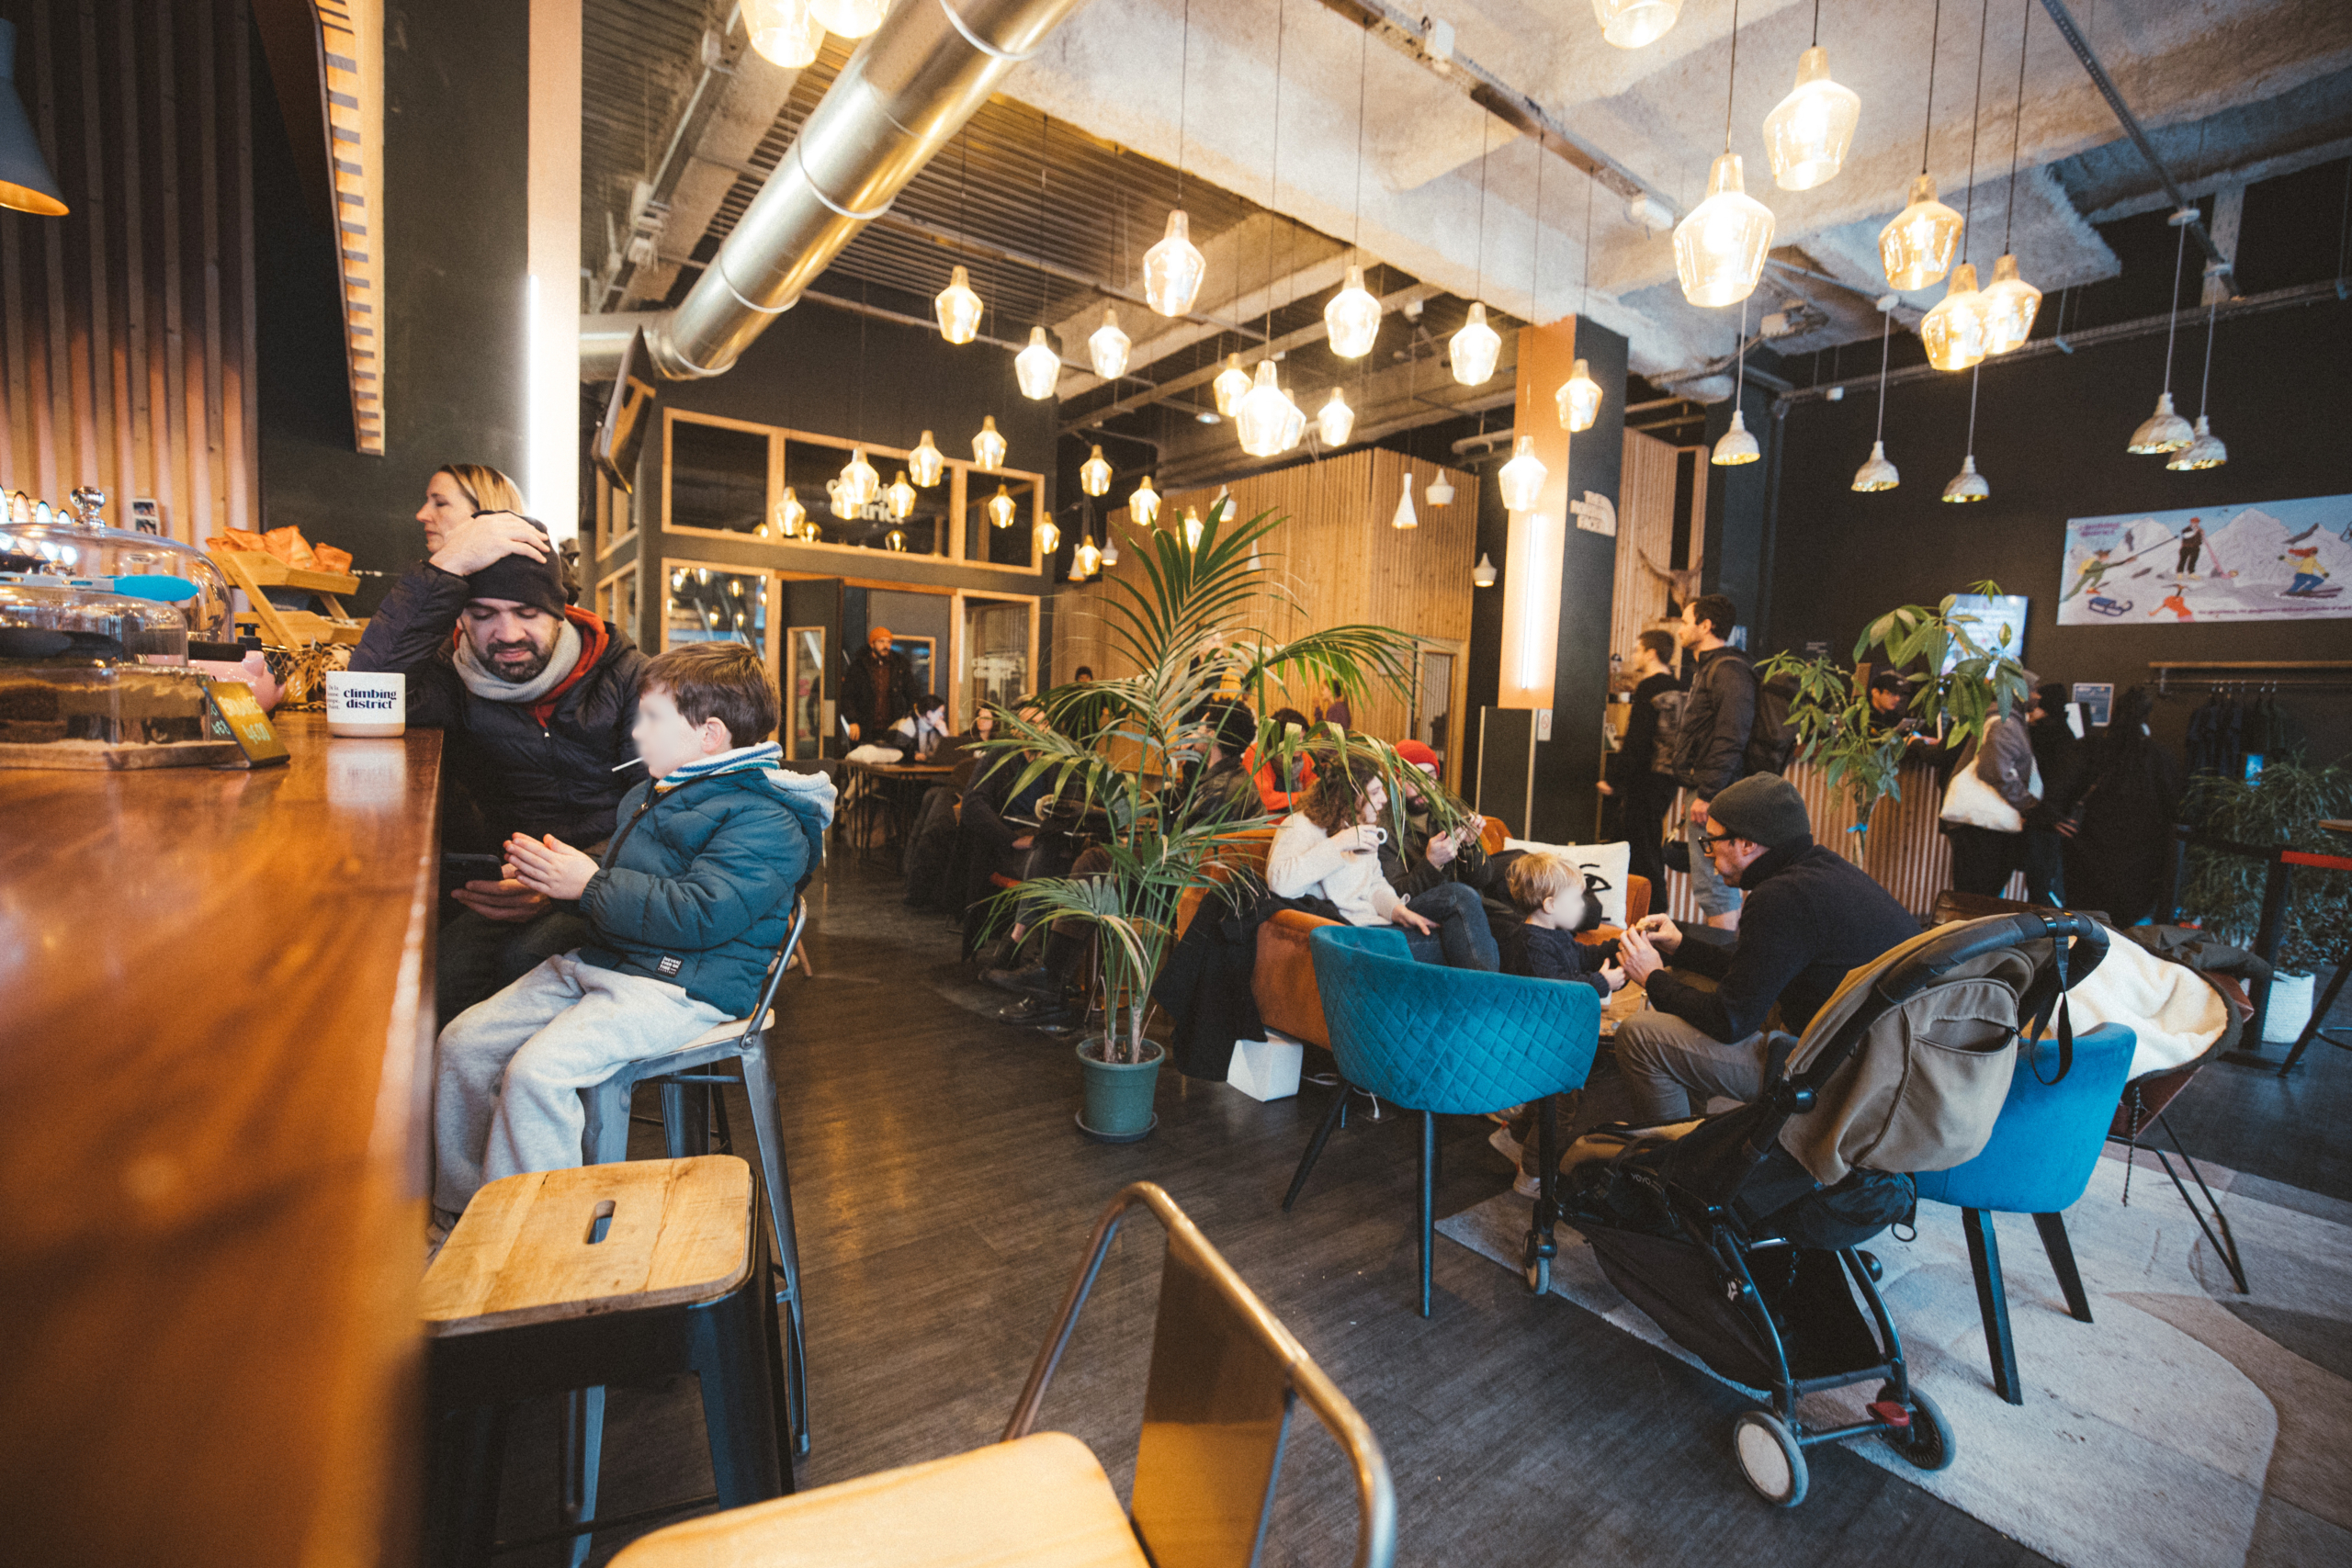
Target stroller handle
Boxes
[1874,910,2109,1007]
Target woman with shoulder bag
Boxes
[1939,689,2042,898]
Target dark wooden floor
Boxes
[485,862,2352,1565]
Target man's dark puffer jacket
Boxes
[352,563,649,848]
[1672,643,1758,800]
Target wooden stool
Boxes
[421,1156,790,1567]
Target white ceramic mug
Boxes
[325,670,406,738]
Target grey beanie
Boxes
[1707,773,1812,849]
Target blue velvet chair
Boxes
[1912,1021,2138,1404]
[1287,924,1602,1316]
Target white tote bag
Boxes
[1939,750,2041,834]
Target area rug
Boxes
[1436,1146,2352,1568]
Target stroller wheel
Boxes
[1877,1384,1956,1472]
[1731,1411,1808,1507]
[1523,1255,1550,1293]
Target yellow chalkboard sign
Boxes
[201,679,290,767]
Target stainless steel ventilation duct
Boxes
[581,0,1092,382]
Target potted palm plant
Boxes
[973,498,1427,1140]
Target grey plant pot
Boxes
[1076,1036,1165,1143]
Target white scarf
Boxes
[454,616,582,705]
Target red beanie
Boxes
[1396,740,1440,772]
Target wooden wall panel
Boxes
[0,0,257,546]
[1611,429,1681,663]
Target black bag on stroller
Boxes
[1543,910,2109,1507]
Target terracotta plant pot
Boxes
[1076,1036,1164,1143]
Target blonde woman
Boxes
[417,463,533,555]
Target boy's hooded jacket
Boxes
[575,744,837,1016]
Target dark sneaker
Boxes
[1000,993,1076,1029]
[983,963,1055,996]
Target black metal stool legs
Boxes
[1417,1110,1437,1319]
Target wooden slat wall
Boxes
[0,0,257,546]
[1053,448,1480,741]
[1610,428,1681,663]
[316,0,386,455]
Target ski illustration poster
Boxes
[2058,494,2352,625]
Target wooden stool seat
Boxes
[609,1432,1146,1568]
[423,1158,752,1337]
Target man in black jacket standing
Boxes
[1600,628,1685,895]
[841,626,920,745]
[1671,593,1758,931]
[352,509,650,1023]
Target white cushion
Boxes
[1501,839,1634,927]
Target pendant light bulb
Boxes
[1711,408,1761,466]
[806,0,889,39]
[839,446,880,507]
[1235,362,1293,458]
[885,527,908,552]
[971,415,1007,470]
[1074,534,1101,578]
[1035,515,1059,554]
[1392,473,1419,531]
[1087,306,1130,380]
[1851,440,1900,492]
[1182,506,1204,551]
[1941,454,1989,502]
[1129,475,1160,528]
[1014,326,1060,401]
[1763,46,1861,192]
[1919,262,1987,372]
[1556,357,1603,433]
[884,471,916,521]
[744,0,824,67]
[1100,534,1120,566]
[2126,391,2194,455]
[934,265,984,345]
[1472,552,1498,587]
[987,484,1017,528]
[1592,0,1682,49]
[1212,354,1252,417]
[1880,174,1964,290]
[1449,303,1503,386]
[1498,436,1549,511]
[2166,415,2228,470]
[1142,209,1207,318]
[1324,265,1383,358]
[1079,446,1113,498]
[909,430,945,487]
[1673,153,1775,308]
[1317,389,1356,447]
[1977,254,2041,356]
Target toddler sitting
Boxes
[1496,849,1625,998]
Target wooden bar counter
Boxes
[0,715,443,1567]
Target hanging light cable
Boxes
[2128,213,2198,453]
[1763,0,1860,192]
[1014,114,1061,401]
[1712,300,1761,465]
[1238,0,1300,452]
[840,297,880,505]
[1920,0,1992,372]
[1881,0,1964,290]
[1852,297,1901,490]
[1979,0,2041,354]
[1942,364,1990,501]
[935,130,984,344]
[1453,116,1505,382]
[2168,297,2229,469]
[1558,173,1603,432]
[1674,0,1774,309]
[1144,0,1208,315]
[1325,23,1381,358]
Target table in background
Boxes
[837,760,955,865]
[0,715,442,1567]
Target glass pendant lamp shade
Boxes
[1673,154,1775,308]
[1235,362,1293,457]
[1392,473,1419,531]
[1593,0,1682,49]
[1711,408,1761,466]
[1977,254,2041,356]
[909,430,945,487]
[775,489,808,536]
[1450,303,1502,386]
[1556,357,1602,433]
[885,527,908,552]
[2166,415,2228,470]
[2127,391,2194,455]
[1919,263,1987,372]
[825,479,852,519]
[971,415,1007,470]
[1087,306,1130,379]
[1212,354,1252,416]
[1317,389,1356,447]
[1129,475,1160,528]
[1079,446,1113,497]
[1075,535,1101,577]
[1015,327,1060,400]
[1471,552,1498,587]
[745,0,824,67]
[885,471,916,520]
[1763,47,1860,192]
[1182,507,1204,550]
[1035,516,1059,554]
[1142,209,1207,317]
[987,484,1017,528]
[1880,175,1964,290]
[934,265,984,344]
[1277,390,1307,454]
[807,0,889,38]
[839,446,880,507]
[1941,454,1989,502]
[1851,440,1900,491]
[1426,473,1456,507]
[1497,436,1549,511]
[1324,265,1383,359]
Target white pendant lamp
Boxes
[1978,254,2041,355]
[1235,362,1293,457]
[1593,0,1681,50]
[1087,306,1130,379]
[1763,41,1860,192]
[1943,365,1989,502]
[1556,358,1602,433]
[1498,436,1549,511]
[934,265,983,344]
[1919,262,1987,371]
[2169,299,2230,469]
[884,470,916,520]
[1852,441,1899,491]
[1182,506,1204,550]
[1035,516,1059,554]
[745,0,823,67]
[1450,302,1502,386]
[1129,475,1160,528]
[1881,175,1964,290]
[988,484,1017,528]
[1277,389,1307,454]
[1675,155,1774,309]
[1392,473,1419,530]
[2129,213,2199,454]
[1472,553,1498,587]
[909,430,945,487]
[1212,354,1252,416]
[1317,388,1355,446]
[1100,533,1120,566]
[1014,327,1060,400]
[1074,534,1101,577]
[1324,265,1382,358]
[1143,210,1207,317]
[838,446,880,507]
[1426,473,1455,507]
[1853,300,1901,491]
[808,0,889,38]
[1079,446,1113,497]
[971,415,1007,470]
[1712,408,1760,466]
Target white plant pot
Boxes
[1227,1035,1304,1101]
[2262,970,2316,1044]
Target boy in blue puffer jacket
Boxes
[431,641,837,1230]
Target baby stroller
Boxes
[1547,910,2109,1506]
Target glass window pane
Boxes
[963,598,1030,718]
[784,439,945,556]
[670,421,769,535]
[964,475,1037,566]
[786,626,826,761]
[666,566,769,650]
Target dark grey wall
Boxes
[1702,377,1774,645]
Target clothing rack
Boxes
[2149,660,2352,696]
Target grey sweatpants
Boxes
[1561,1007,1770,1146]
[432,951,728,1222]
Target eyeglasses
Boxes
[1698,829,1737,852]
